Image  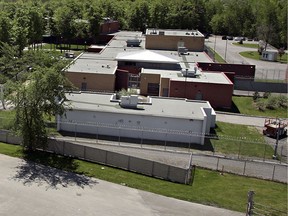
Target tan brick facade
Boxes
[145,35,204,51]
[66,72,115,92]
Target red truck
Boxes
[263,118,287,138]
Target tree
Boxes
[0,13,12,44]
[12,67,70,151]
[278,47,285,60]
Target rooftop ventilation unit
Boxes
[182,68,197,78]
[159,31,165,35]
[178,46,189,55]
[185,32,190,35]
[120,95,138,108]
[150,29,157,34]
[126,39,141,47]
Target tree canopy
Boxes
[0,0,285,49]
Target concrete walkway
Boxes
[0,154,244,216]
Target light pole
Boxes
[213,34,217,62]
[272,118,281,159]
[224,39,228,61]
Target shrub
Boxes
[253,91,260,101]
[255,100,266,111]
[263,92,271,99]
[278,95,288,108]
[266,96,279,110]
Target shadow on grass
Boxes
[216,101,240,114]
[12,150,98,190]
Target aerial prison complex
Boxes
[61,28,255,145]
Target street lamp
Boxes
[272,118,281,159]
[224,38,228,61]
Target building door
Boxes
[162,88,169,97]
[147,83,159,96]
[81,82,87,91]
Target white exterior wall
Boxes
[58,110,205,144]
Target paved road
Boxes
[205,36,287,80]
[0,154,244,216]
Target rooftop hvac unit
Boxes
[159,31,165,35]
[182,68,196,78]
[120,95,138,108]
[178,46,188,55]
[126,39,141,47]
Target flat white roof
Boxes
[66,54,117,74]
[116,50,180,64]
[146,29,204,37]
[142,68,232,85]
[65,92,213,120]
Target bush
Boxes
[278,95,288,108]
[266,96,279,110]
[263,92,271,99]
[253,91,260,101]
[255,100,266,111]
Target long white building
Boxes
[57,92,216,145]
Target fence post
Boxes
[272,165,276,181]
[63,141,66,155]
[74,123,77,141]
[263,144,267,162]
[280,146,283,164]
[243,160,247,175]
[238,141,242,159]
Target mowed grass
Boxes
[0,110,15,130]
[232,96,288,118]
[211,122,274,158]
[239,51,288,63]
[0,142,286,214]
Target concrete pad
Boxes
[0,154,244,216]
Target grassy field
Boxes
[0,142,286,214]
[239,51,288,63]
[232,43,259,49]
[211,122,273,158]
[0,110,15,130]
[206,46,226,63]
[232,96,288,118]
[42,43,87,51]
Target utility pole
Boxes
[213,35,217,62]
[0,84,5,110]
[224,39,228,61]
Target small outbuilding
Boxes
[261,50,278,62]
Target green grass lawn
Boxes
[206,47,226,63]
[0,110,15,130]
[41,43,87,51]
[239,51,288,63]
[0,142,286,214]
[211,122,273,158]
[232,96,288,118]
[232,42,259,49]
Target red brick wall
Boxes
[169,80,233,109]
[100,21,120,34]
[117,66,141,74]
[115,69,129,91]
[197,62,255,78]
